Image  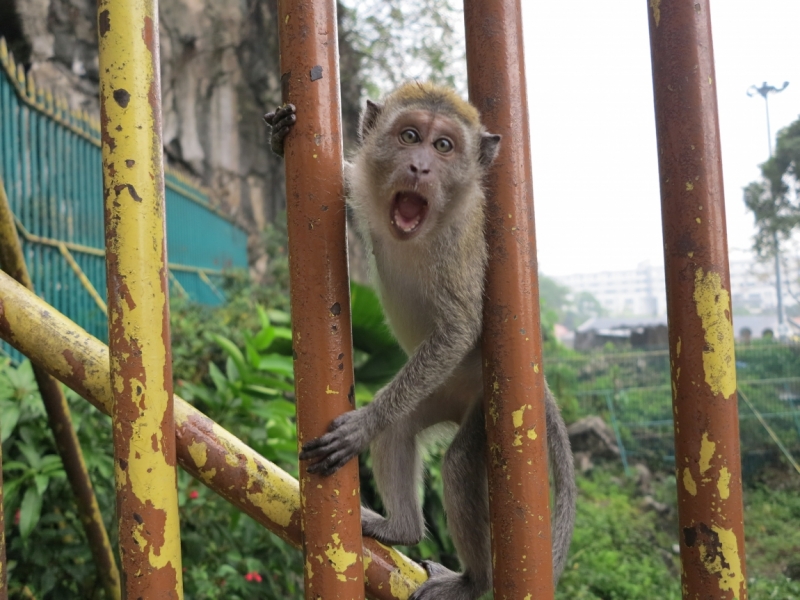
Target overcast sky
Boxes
[520,1,800,277]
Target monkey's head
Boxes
[352,82,501,242]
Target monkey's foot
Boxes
[410,562,487,600]
[361,507,425,546]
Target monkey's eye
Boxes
[433,138,454,153]
[399,129,421,144]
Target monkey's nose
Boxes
[409,164,431,176]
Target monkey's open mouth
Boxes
[391,191,429,239]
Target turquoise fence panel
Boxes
[0,39,248,363]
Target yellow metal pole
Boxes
[0,271,427,600]
[0,178,121,599]
[96,0,183,596]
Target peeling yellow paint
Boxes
[512,404,531,428]
[698,432,715,475]
[650,0,661,26]
[533,363,539,373]
[683,468,697,496]
[243,451,299,527]
[676,337,681,357]
[686,181,694,191]
[383,543,427,599]
[305,555,314,580]
[688,251,694,258]
[718,467,731,500]
[187,441,208,468]
[699,526,745,595]
[325,385,339,395]
[324,533,359,575]
[693,268,737,398]
[527,427,537,440]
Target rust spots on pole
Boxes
[464,0,555,596]
[97,0,183,596]
[0,272,426,599]
[0,179,121,599]
[647,2,747,598]
[277,0,365,598]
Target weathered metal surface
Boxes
[647,2,747,599]
[0,178,121,600]
[277,1,366,598]
[464,0,555,597]
[96,0,183,596]
[0,271,426,600]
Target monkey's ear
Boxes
[359,99,384,142]
[479,133,502,167]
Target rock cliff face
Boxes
[1,0,366,281]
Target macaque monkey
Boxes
[265,82,576,600]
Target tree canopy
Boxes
[744,115,800,257]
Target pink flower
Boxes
[245,572,263,583]
[189,490,199,500]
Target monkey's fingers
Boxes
[263,103,296,125]
[306,448,353,476]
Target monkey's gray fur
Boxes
[265,83,576,600]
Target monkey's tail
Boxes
[545,385,577,582]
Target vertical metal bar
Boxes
[97,0,184,596]
[647,2,747,599]
[464,0,555,596]
[0,177,121,599]
[277,1,366,597]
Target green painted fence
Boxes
[0,39,248,360]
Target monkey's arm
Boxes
[300,314,479,476]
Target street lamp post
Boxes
[748,81,789,338]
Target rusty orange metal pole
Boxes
[0,178,121,599]
[0,272,426,600]
[647,2,747,598]
[97,0,183,596]
[277,2,365,597]
[464,0,555,597]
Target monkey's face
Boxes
[366,109,478,242]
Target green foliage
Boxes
[539,274,606,335]
[557,471,681,600]
[339,0,467,97]
[744,116,800,258]
[744,483,800,582]
[0,358,118,598]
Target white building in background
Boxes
[554,261,667,317]
[552,249,792,319]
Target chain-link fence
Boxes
[545,342,800,477]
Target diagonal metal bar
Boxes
[0,270,426,600]
[0,177,121,600]
[57,243,108,315]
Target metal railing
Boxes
[0,37,247,351]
